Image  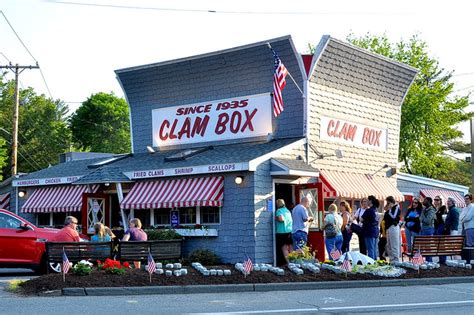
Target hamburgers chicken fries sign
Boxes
[152,93,272,147]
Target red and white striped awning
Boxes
[320,170,404,202]
[21,185,99,213]
[420,189,466,208]
[0,193,10,210]
[121,176,224,210]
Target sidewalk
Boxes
[62,276,474,296]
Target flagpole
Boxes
[266,43,304,97]
[62,246,66,283]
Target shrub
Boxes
[6,280,25,293]
[189,249,220,265]
[72,260,93,276]
[145,229,182,240]
[287,246,315,263]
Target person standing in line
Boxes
[340,200,353,253]
[51,216,81,242]
[275,199,293,266]
[420,197,436,262]
[291,196,314,252]
[439,197,461,264]
[384,196,401,263]
[353,198,368,255]
[323,203,343,259]
[461,194,474,246]
[404,198,422,252]
[434,195,447,236]
[361,195,380,260]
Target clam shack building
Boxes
[9,35,418,263]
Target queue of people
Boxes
[275,192,473,266]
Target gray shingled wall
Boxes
[182,172,257,263]
[117,38,305,154]
[396,179,465,197]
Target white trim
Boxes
[401,191,415,196]
[248,138,306,171]
[397,172,469,193]
[272,179,276,266]
[116,35,292,74]
[307,35,330,81]
[115,75,134,154]
[270,170,319,177]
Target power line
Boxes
[45,1,411,15]
[0,10,53,99]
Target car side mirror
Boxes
[18,223,31,231]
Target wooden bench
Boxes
[403,235,465,261]
[45,241,113,272]
[118,239,183,262]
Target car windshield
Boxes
[0,213,22,229]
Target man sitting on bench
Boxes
[51,216,80,242]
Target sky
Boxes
[1,0,474,142]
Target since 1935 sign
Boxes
[152,93,272,147]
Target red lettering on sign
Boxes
[241,109,257,132]
[191,115,209,137]
[215,113,229,135]
[362,128,382,146]
[159,120,170,141]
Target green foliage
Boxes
[69,92,130,153]
[287,246,315,263]
[188,249,220,265]
[0,77,71,178]
[0,137,7,181]
[6,279,25,293]
[72,261,93,276]
[347,34,471,180]
[145,229,183,240]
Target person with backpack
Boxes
[323,203,343,260]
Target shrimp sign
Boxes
[152,93,272,147]
[320,116,388,151]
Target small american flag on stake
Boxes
[62,250,70,274]
[412,249,424,265]
[341,254,352,273]
[271,47,288,117]
[243,255,253,276]
[330,248,341,261]
[147,251,156,274]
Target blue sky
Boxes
[1,0,473,140]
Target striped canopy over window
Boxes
[21,185,99,213]
[320,170,404,202]
[0,193,10,210]
[420,189,466,208]
[120,176,224,210]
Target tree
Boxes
[69,92,130,153]
[347,34,471,180]
[0,76,71,178]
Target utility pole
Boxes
[0,63,39,176]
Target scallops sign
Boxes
[152,93,272,147]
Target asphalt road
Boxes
[1,272,474,315]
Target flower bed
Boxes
[18,263,474,296]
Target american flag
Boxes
[330,248,341,261]
[62,250,70,274]
[243,256,253,275]
[341,254,352,272]
[412,250,424,265]
[271,48,288,117]
[147,252,156,274]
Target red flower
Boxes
[123,262,130,268]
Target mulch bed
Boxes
[19,265,474,296]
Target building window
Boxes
[53,213,67,228]
[154,208,171,225]
[180,207,196,224]
[134,210,151,227]
[37,213,51,227]
[200,206,220,224]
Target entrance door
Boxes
[81,193,109,235]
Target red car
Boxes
[0,209,86,273]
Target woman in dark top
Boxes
[404,198,422,252]
[383,196,401,262]
[434,195,447,236]
[362,195,380,260]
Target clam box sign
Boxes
[152,93,272,147]
[320,116,387,151]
